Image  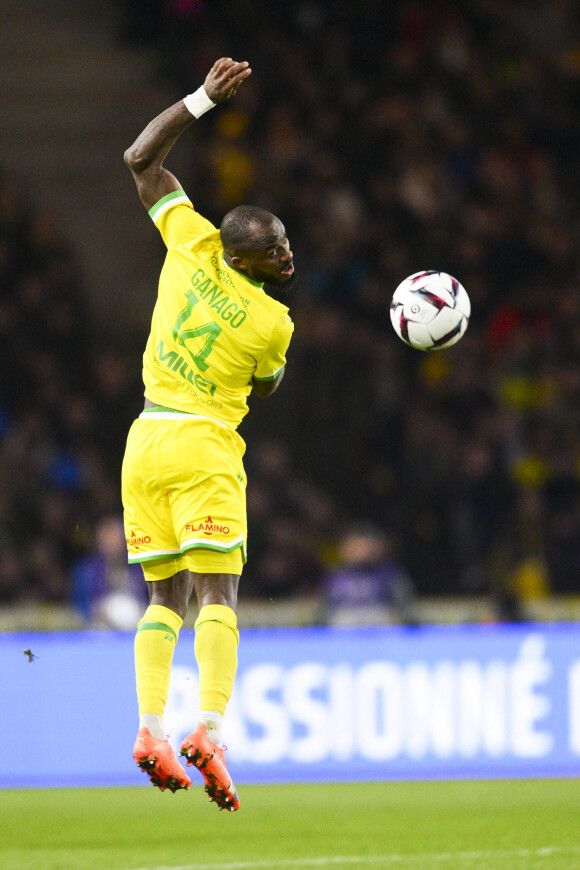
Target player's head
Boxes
[220,205,296,289]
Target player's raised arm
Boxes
[124,58,252,211]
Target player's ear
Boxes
[230,254,248,273]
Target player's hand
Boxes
[203,58,252,104]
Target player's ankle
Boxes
[199,710,224,746]
[140,713,166,740]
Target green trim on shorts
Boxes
[136,621,177,643]
[128,550,181,564]
[181,538,246,557]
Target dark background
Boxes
[0,0,579,623]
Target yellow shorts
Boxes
[121,410,247,581]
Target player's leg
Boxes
[133,556,242,806]
[131,416,246,805]
[191,571,239,744]
[135,567,238,742]
[162,420,246,807]
[122,418,194,791]
[132,564,193,791]
[137,568,194,736]
[178,563,242,810]
[143,567,239,745]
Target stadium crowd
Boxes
[1,0,579,622]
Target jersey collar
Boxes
[221,252,264,288]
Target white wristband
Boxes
[183,86,216,118]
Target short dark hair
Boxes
[220,205,278,254]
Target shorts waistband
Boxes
[139,406,232,429]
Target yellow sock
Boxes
[135,604,183,717]
[194,604,239,715]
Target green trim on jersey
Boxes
[141,404,187,414]
[252,364,285,381]
[149,190,191,222]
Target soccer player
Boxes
[122,57,295,810]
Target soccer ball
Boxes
[390,270,470,351]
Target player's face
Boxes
[240,219,296,289]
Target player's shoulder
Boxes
[150,191,218,244]
[249,283,291,317]
[263,292,291,319]
[149,190,194,223]
[243,285,292,334]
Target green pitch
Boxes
[1,779,579,870]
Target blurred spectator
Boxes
[320,523,416,626]
[71,515,147,628]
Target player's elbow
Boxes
[251,370,285,397]
[124,144,150,175]
[252,381,276,398]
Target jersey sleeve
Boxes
[253,312,294,381]
[149,191,216,248]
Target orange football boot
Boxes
[180,723,240,811]
[133,727,191,792]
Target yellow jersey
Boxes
[143,191,294,429]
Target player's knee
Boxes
[147,570,195,619]
[192,573,239,610]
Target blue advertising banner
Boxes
[2,624,580,788]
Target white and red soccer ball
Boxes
[390,270,470,351]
